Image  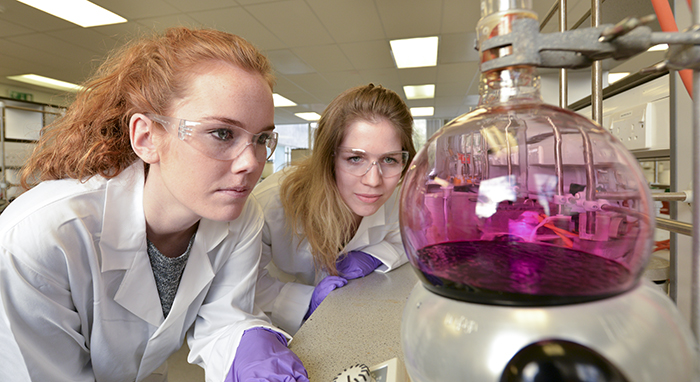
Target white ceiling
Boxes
[0,0,663,124]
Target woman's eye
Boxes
[383,155,405,166]
[256,133,271,145]
[211,128,236,141]
[347,156,364,164]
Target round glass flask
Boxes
[399,0,654,306]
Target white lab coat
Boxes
[0,161,285,382]
[252,169,407,334]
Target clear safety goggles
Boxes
[335,147,409,178]
[146,113,278,162]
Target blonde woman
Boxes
[0,28,307,382]
[254,84,416,334]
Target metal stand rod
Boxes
[658,217,694,236]
[652,192,692,201]
[692,0,700,341]
[591,0,603,125]
[559,0,568,109]
[541,0,608,31]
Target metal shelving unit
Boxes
[0,98,65,210]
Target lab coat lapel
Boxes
[138,220,224,380]
[114,246,163,326]
[100,162,164,327]
[348,203,388,248]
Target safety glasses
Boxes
[146,113,278,162]
[335,147,409,178]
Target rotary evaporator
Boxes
[399,1,700,381]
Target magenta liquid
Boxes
[414,241,636,306]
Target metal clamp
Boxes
[479,16,700,73]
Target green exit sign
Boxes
[9,91,33,101]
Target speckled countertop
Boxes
[289,263,419,382]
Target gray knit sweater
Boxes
[146,235,195,318]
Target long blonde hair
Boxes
[20,27,273,189]
[280,84,416,275]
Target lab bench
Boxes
[289,263,418,381]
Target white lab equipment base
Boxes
[401,280,700,382]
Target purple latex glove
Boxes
[225,327,309,382]
[336,251,383,279]
[304,275,347,319]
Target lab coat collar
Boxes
[99,162,224,327]
[99,162,161,325]
[358,202,387,232]
[100,161,148,273]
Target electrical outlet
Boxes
[608,103,650,151]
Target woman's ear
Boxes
[130,113,160,164]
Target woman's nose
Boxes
[362,162,383,186]
[229,144,259,174]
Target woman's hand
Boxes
[336,251,382,279]
[226,327,309,382]
[305,276,347,319]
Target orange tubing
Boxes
[537,214,576,248]
[544,222,574,247]
[655,239,671,252]
[651,0,693,98]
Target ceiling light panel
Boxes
[404,84,435,100]
[390,36,439,69]
[410,107,434,117]
[295,112,321,121]
[273,94,297,107]
[7,74,84,92]
[17,0,127,28]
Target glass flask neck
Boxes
[480,0,532,18]
[476,0,540,106]
[478,66,542,106]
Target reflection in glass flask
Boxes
[399,0,653,307]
